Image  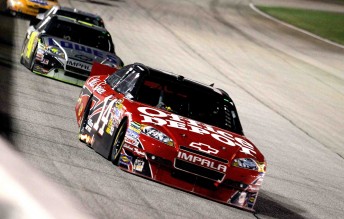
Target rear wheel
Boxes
[110,120,127,165]
[29,46,37,71]
[79,96,92,134]
[78,95,93,143]
[20,55,24,65]
[20,36,28,66]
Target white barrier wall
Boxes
[0,137,92,219]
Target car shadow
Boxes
[254,191,307,219]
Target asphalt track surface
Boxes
[0,0,344,218]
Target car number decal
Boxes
[26,31,38,59]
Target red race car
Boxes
[75,63,266,211]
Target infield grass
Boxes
[257,6,344,45]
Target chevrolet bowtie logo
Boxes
[189,142,219,154]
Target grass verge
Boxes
[257,6,344,45]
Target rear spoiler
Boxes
[90,62,118,77]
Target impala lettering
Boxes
[177,152,227,172]
[67,60,91,71]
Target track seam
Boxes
[249,2,344,50]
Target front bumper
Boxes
[32,53,88,87]
[118,148,264,211]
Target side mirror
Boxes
[36,13,45,20]
[125,93,134,100]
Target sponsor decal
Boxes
[116,100,123,110]
[123,144,145,156]
[127,129,139,139]
[177,151,227,173]
[67,59,92,71]
[138,107,257,157]
[47,37,116,60]
[189,142,219,154]
[74,54,93,62]
[30,0,48,5]
[105,115,115,136]
[123,143,133,150]
[94,85,106,95]
[87,77,101,88]
[134,158,145,172]
[86,124,92,132]
[87,119,94,128]
[133,148,145,157]
[247,193,257,208]
[129,122,141,134]
[237,192,247,205]
[125,136,139,147]
[119,154,132,166]
[41,59,49,65]
[114,108,122,120]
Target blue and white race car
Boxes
[20,15,123,86]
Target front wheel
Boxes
[110,120,127,165]
[29,46,37,71]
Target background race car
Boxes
[34,6,105,28]
[76,63,267,211]
[4,0,58,17]
[20,15,123,86]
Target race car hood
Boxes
[131,104,265,163]
[25,0,56,9]
[41,36,118,65]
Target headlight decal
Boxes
[50,39,67,60]
[142,126,174,146]
[47,46,65,59]
[232,158,259,171]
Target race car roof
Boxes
[51,6,102,19]
[143,64,229,98]
[50,15,107,32]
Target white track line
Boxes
[249,3,344,49]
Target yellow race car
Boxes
[5,0,59,17]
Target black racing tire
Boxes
[29,45,37,71]
[110,119,128,165]
[20,35,28,66]
[20,55,24,65]
[79,95,93,135]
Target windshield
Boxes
[56,11,104,27]
[44,18,113,52]
[136,73,241,134]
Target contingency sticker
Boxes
[133,158,144,172]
